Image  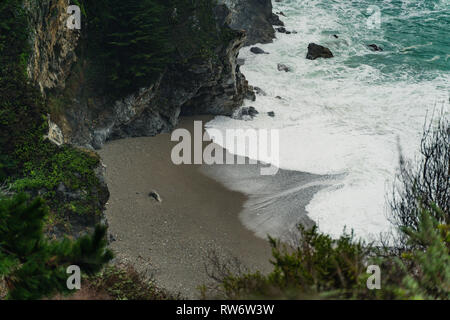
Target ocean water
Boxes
[206,0,449,239]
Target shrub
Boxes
[390,112,449,248]
[0,193,113,300]
[205,226,373,299]
[86,263,179,300]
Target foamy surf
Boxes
[207,0,450,240]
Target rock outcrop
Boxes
[26,1,256,149]
[232,106,259,121]
[250,47,268,54]
[368,44,383,52]
[277,63,291,72]
[25,0,80,94]
[20,0,278,238]
[306,43,334,60]
[219,0,283,45]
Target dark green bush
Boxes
[87,263,179,300]
[209,226,372,299]
[0,193,113,300]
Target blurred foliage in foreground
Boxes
[0,193,113,300]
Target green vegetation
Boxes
[0,0,45,181]
[0,1,107,232]
[86,264,179,300]
[206,205,449,300]
[0,193,112,300]
[390,113,449,249]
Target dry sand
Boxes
[98,117,274,298]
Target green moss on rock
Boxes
[0,0,108,238]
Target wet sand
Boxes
[98,117,273,298]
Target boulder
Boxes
[277,63,291,72]
[254,87,267,96]
[368,44,383,52]
[250,47,268,54]
[220,0,282,45]
[232,106,259,121]
[306,43,334,60]
[149,190,162,203]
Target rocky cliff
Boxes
[25,0,264,150]
[25,0,80,95]
[219,0,283,45]
[16,0,278,236]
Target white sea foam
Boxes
[207,0,450,239]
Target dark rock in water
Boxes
[275,96,283,100]
[245,88,257,101]
[277,27,287,33]
[268,13,284,27]
[267,111,275,117]
[277,63,291,72]
[306,43,334,60]
[250,47,267,54]
[333,34,339,39]
[254,87,267,96]
[149,190,162,202]
[247,106,259,117]
[233,106,259,121]
[368,44,383,52]
[277,11,286,17]
[237,58,245,66]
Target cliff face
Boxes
[25,0,79,95]
[25,1,257,150]
[17,0,277,237]
[219,0,283,45]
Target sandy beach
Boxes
[98,117,273,298]
[98,116,329,298]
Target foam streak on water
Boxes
[207,0,449,239]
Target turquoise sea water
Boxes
[317,0,449,78]
[208,0,449,239]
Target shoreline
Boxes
[98,116,273,298]
[98,116,330,298]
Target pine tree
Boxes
[0,193,113,300]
